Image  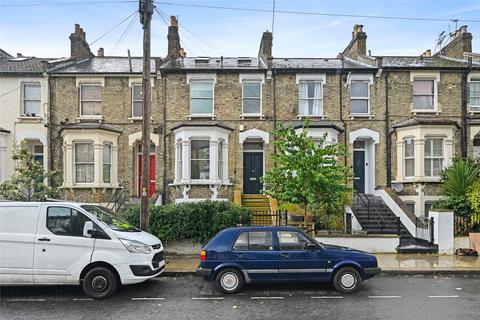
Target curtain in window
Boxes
[299,82,309,115]
[23,83,41,115]
[312,82,322,115]
[81,85,102,116]
[132,85,143,117]
[191,140,210,179]
[404,139,414,177]
[299,81,322,115]
[413,80,434,109]
[424,138,443,176]
[103,144,112,183]
[75,143,94,183]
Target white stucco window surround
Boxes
[346,73,374,118]
[240,73,265,117]
[239,128,270,145]
[0,130,9,183]
[61,128,120,188]
[468,72,480,113]
[296,74,326,118]
[349,128,379,194]
[187,73,217,118]
[410,71,440,113]
[172,125,231,187]
[395,125,455,183]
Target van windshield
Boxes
[81,205,140,232]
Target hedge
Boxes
[122,201,251,243]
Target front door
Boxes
[353,142,365,193]
[243,152,263,194]
[33,205,95,284]
[138,154,156,198]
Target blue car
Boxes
[196,226,380,294]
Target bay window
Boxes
[350,80,370,114]
[74,142,94,183]
[403,138,414,178]
[299,81,323,116]
[424,138,444,177]
[103,144,112,183]
[218,140,224,180]
[191,140,210,180]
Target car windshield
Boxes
[81,205,139,232]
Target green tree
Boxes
[262,121,352,229]
[0,144,59,201]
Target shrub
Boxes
[121,201,251,244]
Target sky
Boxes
[1,0,480,59]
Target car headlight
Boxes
[119,239,151,254]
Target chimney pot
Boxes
[17,53,22,57]
[170,16,178,27]
[97,47,104,57]
[75,24,80,34]
[425,49,432,57]
[460,25,467,33]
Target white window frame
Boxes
[131,84,143,118]
[218,139,224,180]
[190,138,211,181]
[424,137,444,177]
[298,80,324,116]
[470,79,480,112]
[79,83,102,118]
[410,72,440,113]
[403,137,415,179]
[103,143,112,183]
[21,82,41,117]
[73,141,94,184]
[349,80,370,115]
[187,74,217,117]
[241,80,263,116]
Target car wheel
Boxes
[215,268,244,294]
[82,267,118,299]
[332,267,361,293]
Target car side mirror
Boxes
[83,221,94,238]
[306,243,317,250]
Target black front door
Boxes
[353,150,365,193]
[243,152,263,194]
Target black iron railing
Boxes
[354,192,386,232]
[107,181,128,212]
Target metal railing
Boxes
[106,181,128,212]
[454,215,480,235]
[415,216,434,244]
[354,192,386,232]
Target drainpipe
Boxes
[272,69,277,156]
[162,73,167,204]
[461,58,472,158]
[339,59,347,167]
[47,75,54,186]
[385,71,391,188]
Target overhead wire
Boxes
[89,9,138,46]
[1,0,137,7]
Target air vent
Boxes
[237,57,252,65]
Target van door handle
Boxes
[38,237,51,242]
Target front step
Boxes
[397,244,439,254]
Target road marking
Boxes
[131,297,166,301]
[368,296,402,299]
[191,297,225,300]
[72,298,94,301]
[7,298,46,302]
[251,296,284,300]
[311,296,344,299]
[428,295,459,298]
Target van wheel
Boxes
[215,268,244,294]
[82,267,118,299]
[332,267,361,293]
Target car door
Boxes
[33,205,95,284]
[230,231,280,282]
[0,205,39,285]
[276,230,327,281]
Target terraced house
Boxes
[44,19,480,234]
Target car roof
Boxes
[223,226,303,233]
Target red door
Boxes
[138,154,156,198]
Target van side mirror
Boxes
[83,221,94,238]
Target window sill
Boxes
[75,116,104,122]
[411,110,440,115]
[297,115,326,120]
[241,114,265,119]
[188,114,216,120]
[392,177,441,184]
[170,180,232,186]
[349,114,374,119]
[469,110,480,115]
[128,117,155,122]
[18,116,43,121]
[62,183,119,189]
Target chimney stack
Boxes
[97,47,104,57]
[69,23,93,60]
[16,53,23,57]
[167,16,182,60]
[436,25,472,59]
[258,31,273,64]
[341,24,367,60]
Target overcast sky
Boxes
[1,0,479,59]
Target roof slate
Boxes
[50,57,156,74]
[379,56,477,68]
[61,122,123,133]
[392,117,460,128]
[272,58,373,70]
[0,56,54,74]
[160,57,264,70]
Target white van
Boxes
[0,201,165,299]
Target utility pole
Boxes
[139,0,153,231]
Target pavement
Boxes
[1,274,479,320]
[164,253,480,275]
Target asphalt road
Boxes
[1,275,479,320]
